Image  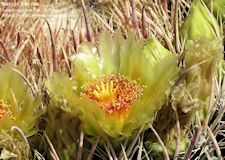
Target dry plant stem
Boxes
[184,126,202,160]
[77,130,84,160]
[207,126,222,160]
[44,133,60,160]
[173,110,181,160]
[87,137,100,160]
[149,124,170,160]
[44,18,57,73]
[81,0,93,42]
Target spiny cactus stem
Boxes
[87,137,100,160]
[149,124,170,160]
[184,126,202,160]
[173,110,181,160]
[207,126,222,160]
[77,130,84,160]
[81,0,93,42]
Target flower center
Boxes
[0,100,14,120]
[83,75,142,115]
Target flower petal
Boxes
[144,38,171,66]
[98,31,119,75]
[118,35,151,85]
[71,42,102,87]
[0,63,42,135]
[142,55,178,103]
[46,72,80,110]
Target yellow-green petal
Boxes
[180,0,221,42]
[70,42,102,87]
[0,63,42,136]
[205,0,225,20]
[144,38,171,67]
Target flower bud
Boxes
[180,0,221,42]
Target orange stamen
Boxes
[83,75,142,116]
[0,100,14,120]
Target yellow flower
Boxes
[46,31,177,139]
[0,63,42,136]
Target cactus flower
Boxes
[0,64,42,159]
[0,64,42,135]
[46,31,177,140]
